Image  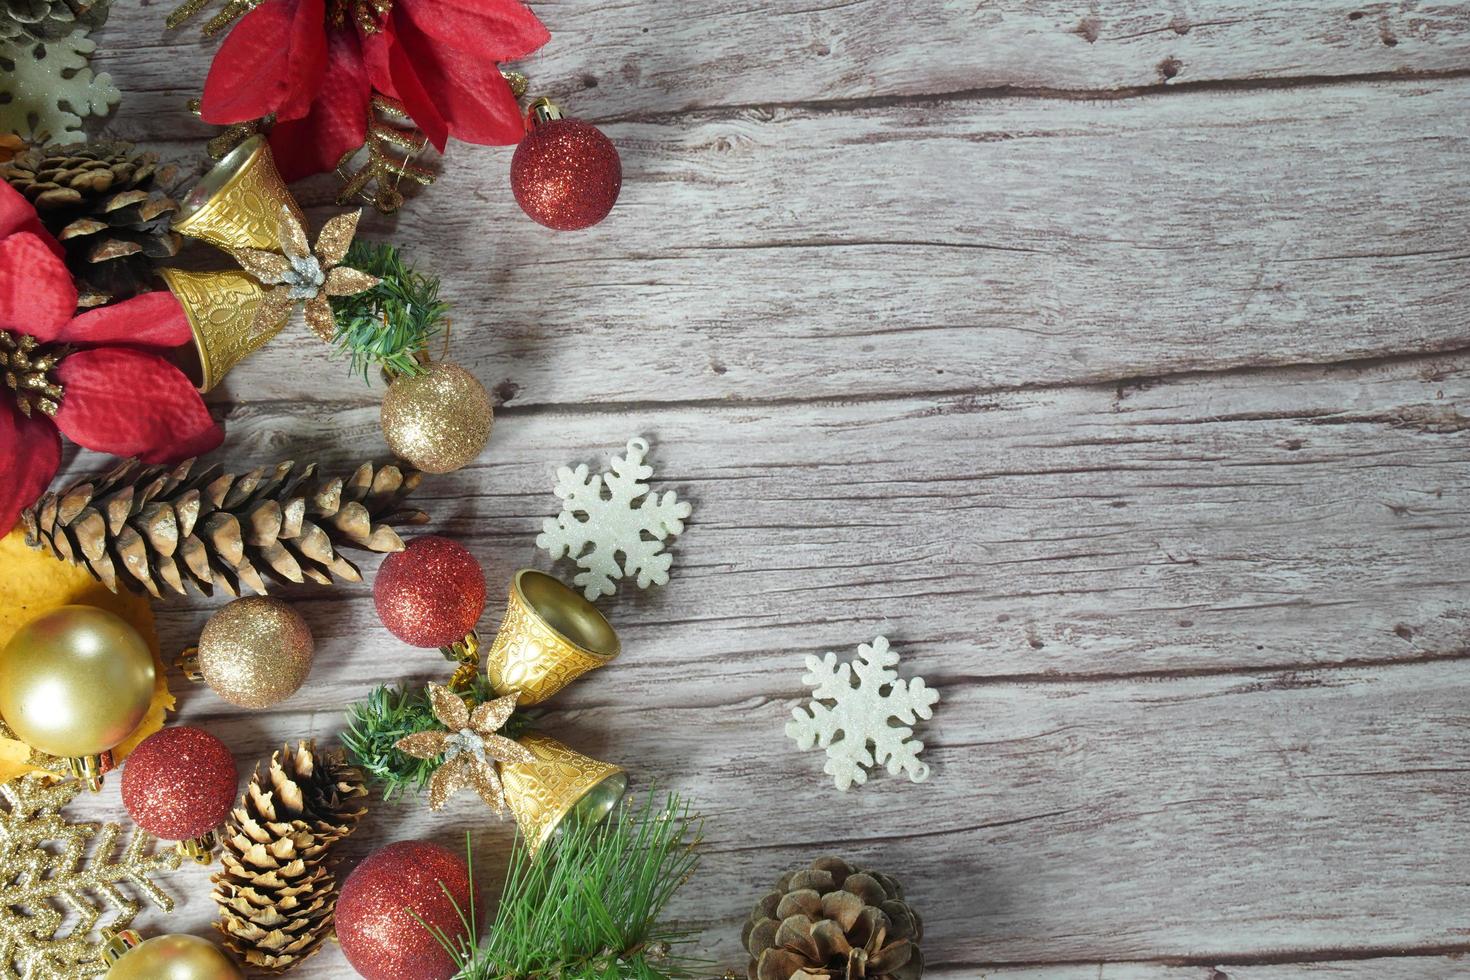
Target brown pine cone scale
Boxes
[22,456,428,599]
[212,742,368,972]
[743,857,923,980]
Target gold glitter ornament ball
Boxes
[107,934,244,980]
[0,605,155,757]
[380,361,492,474]
[197,596,313,708]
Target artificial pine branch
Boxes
[330,241,448,381]
[443,792,705,980]
[343,680,533,801]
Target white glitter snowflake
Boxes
[786,635,940,791]
[536,437,692,601]
[0,29,120,141]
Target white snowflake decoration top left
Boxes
[787,635,940,791]
[536,437,692,601]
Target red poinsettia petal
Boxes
[0,401,61,536]
[269,29,370,181]
[388,12,524,146]
[0,232,78,340]
[371,26,449,151]
[200,0,329,125]
[394,0,548,61]
[53,348,223,463]
[56,290,193,348]
[0,182,63,257]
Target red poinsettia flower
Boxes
[0,182,223,535]
[199,0,549,182]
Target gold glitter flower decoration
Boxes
[394,683,533,814]
[233,205,381,344]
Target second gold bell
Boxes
[482,569,621,705]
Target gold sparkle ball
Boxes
[380,361,492,474]
[198,597,314,709]
[106,934,244,980]
[0,606,155,758]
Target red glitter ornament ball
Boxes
[511,118,622,230]
[120,726,237,841]
[373,535,486,647]
[337,841,479,980]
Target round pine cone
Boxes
[742,856,923,980]
[1,140,181,308]
[0,0,111,42]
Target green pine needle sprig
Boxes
[329,241,448,382]
[441,791,705,980]
[343,678,532,801]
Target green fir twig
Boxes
[445,791,705,980]
[329,241,448,382]
[343,678,531,801]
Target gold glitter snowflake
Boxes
[0,774,181,979]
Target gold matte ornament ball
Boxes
[107,934,244,980]
[198,596,314,708]
[380,361,493,474]
[0,605,155,757]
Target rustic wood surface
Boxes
[47,1,1470,978]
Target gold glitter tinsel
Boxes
[335,96,434,215]
[193,596,314,709]
[380,361,492,474]
[0,773,181,978]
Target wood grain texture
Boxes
[38,0,1470,977]
[107,78,1470,408]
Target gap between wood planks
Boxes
[598,64,1470,125]
[207,340,1470,419]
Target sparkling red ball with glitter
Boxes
[120,726,237,840]
[373,535,486,647]
[511,118,622,230]
[336,841,479,980]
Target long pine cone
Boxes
[22,457,428,598]
[212,742,368,973]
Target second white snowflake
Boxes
[536,437,692,601]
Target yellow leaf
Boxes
[0,528,174,781]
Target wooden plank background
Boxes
[47,1,1470,978]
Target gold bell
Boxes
[157,268,285,392]
[501,732,627,855]
[483,570,619,706]
[173,135,304,253]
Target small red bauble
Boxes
[121,726,237,840]
[337,841,479,980]
[511,117,622,230]
[373,536,486,647]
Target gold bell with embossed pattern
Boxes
[157,268,279,392]
[159,135,304,390]
[483,569,620,706]
[500,732,628,855]
[172,135,304,252]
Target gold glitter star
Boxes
[232,206,380,345]
[394,684,533,815]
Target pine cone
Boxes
[0,141,182,307]
[22,456,429,599]
[212,742,368,973]
[0,0,110,42]
[742,857,923,980]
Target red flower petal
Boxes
[269,28,371,181]
[388,12,525,146]
[0,182,63,258]
[57,290,193,348]
[0,233,78,340]
[368,27,449,151]
[394,0,547,61]
[53,348,223,463]
[200,0,329,125]
[0,401,61,536]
